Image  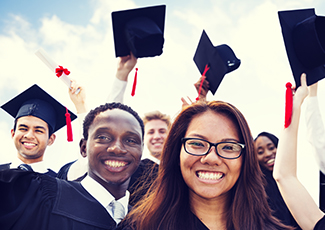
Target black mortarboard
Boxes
[193,30,241,95]
[112,5,166,58]
[278,8,325,87]
[1,84,77,136]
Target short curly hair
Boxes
[82,102,144,141]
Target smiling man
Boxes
[0,102,144,230]
[142,111,171,162]
[79,103,144,202]
[0,84,77,177]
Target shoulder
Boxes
[56,160,77,179]
[0,162,11,171]
[314,215,325,230]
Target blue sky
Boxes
[0,0,324,200]
[0,0,94,28]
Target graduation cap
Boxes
[1,84,77,141]
[278,8,325,87]
[112,4,166,58]
[193,30,241,95]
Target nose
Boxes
[106,140,127,155]
[23,129,35,139]
[152,131,162,140]
[200,146,223,165]
[265,149,275,158]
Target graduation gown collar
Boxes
[53,179,116,229]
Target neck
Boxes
[89,172,130,200]
[190,192,230,230]
[18,155,43,164]
[150,151,161,160]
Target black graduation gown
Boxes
[262,167,301,229]
[0,169,117,230]
[116,211,209,230]
[192,212,210,230]
[128,158,159,206]
[314,216,325,230]
[0,162,58,177]
[56,160,87,182]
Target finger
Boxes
[300,73,307,87]
[181,97,189,106]
[187,96,193,104]
[119,55,131,63]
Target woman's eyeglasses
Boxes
[181,137,245,159]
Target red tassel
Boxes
[131,68,138,97]
[284,82,293,128]
[65,107,73,142]
[196,64,210,101]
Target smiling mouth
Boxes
[197,171,224,180]
[104,160,127,168]
[266,159,275,165]
[22,142,37,147]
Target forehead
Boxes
[89,109,142,137]
[255,136,273,147]
[186,111,239,138]
[16,116,49,128]
[145,119,168,130]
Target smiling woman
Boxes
[254,132,300,229]
[117,100,293,230]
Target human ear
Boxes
[11,129,15,138]
[48,134,56,146]
[80,138,87,157]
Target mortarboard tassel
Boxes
[131,68,138,97]
[65,107,73,142]
[196,64,210,101]
[284,82,293,128]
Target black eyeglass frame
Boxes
[181,137,245,159]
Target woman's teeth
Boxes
[198,171,223,180]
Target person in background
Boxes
[0,102,144,230]
[128,110,171,206]
[273,73,325,229]
[254,132,301,229]
[0,84,78,177]
[117,100,293,230]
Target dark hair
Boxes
[255,132,279,148]
[82,102,144,140]
[121,101,292,230]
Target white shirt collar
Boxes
[146,153,160,165]
[81,175,129,218]
[10,158,49,173]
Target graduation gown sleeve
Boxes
[0,169,117,230]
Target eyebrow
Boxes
[94,127,141,138]
[187,134,241,143]
[147,128,167,132]
[18,124,47,130]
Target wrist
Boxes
[115,71,129,81]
